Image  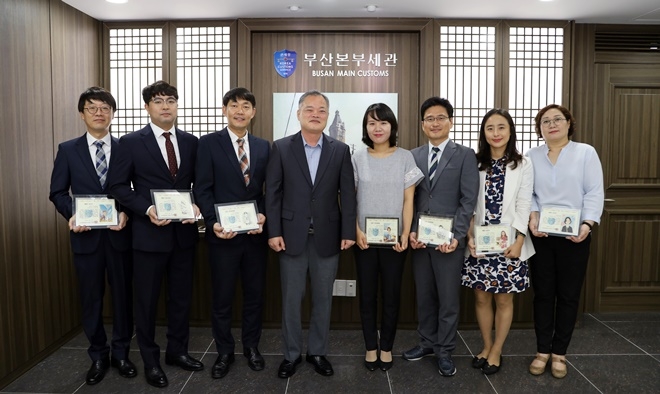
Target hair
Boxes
[142,80,178,104]
[361,103,398,148]
[298,90,329,109]
[564,216,572,224]
[420,97,453,119]
[77,87,116,113]
[222,87,256,107]
[534,104,576,138]
[476,108,523,171]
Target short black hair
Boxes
[77,87,116,113]
[420,97,453,119]
[361,103,398,148]
[142,80,178,104]
[223,87,256,107]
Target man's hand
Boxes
[68,215,91,233]
[269,236,286,252]
[340,239,355,250]
[247,213,266,235]
[108,211,129,231]
[213,222,237,239]
[147,205,171,226]
[182,204,201,224]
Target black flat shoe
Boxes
[472,356,487,369]
[482,357,502,375]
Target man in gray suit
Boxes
[402,97,479,376]
[266,90,357,378]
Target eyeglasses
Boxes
[84,106,112,114]
[541,117,567,127]
[151,98,178,106]
[423,116,450,123]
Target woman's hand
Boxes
[356,229,369,250]
[393,234,408,252]
[528,211,548,237]
[568,222,591,243]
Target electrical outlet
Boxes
[332,279,347,296]
[346,280,356,297]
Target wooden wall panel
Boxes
[0,0,101,388]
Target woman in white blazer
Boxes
[462,109,535,375]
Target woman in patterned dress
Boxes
[462,109,535,375]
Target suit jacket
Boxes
[411,140,479,247]
[265,132,357,257]
[193,128,271,244]
[108,124,198,252]
[49,134,131,254]
[470,157,535,261]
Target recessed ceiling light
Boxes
[106,0,128,4]
[289,5,300,11]
[366,5,377,12]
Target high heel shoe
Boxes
[482,356,502,375]
[379,351,393,371]
[364,350,379,372]
[529,353,549,375]
[551,354,567,379]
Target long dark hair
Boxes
[476,108,523,171]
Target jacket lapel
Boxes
[291,132,314,188]
[75,134,102,189]
[313,134,334,191]
[431,140,456,189]
[141,125,173,180]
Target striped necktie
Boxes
[237,138,250,186]
[93,140,108,187]
[429,147,440,181]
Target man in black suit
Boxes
[109,81,202,388]
[266,90,357,378]
[49,87,136,385]
[193,87,270,379]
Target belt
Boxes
[308,226,314,234]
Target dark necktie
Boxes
[429,147,440,181]
[93,140,108,187]
[163,132,177,179]
[237,138,250,186]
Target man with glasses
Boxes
[109,80,202,388]
[49,87,135,385]
[403,97,478,377]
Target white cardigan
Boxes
[469,156,535,261]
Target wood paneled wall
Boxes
[0,0,101,388]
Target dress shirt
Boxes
[227,127,250,162]
[427,139,450,169]
[86,132,112,165]
[150,122,180,168]
[302,133,323,185]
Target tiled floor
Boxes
[3,312,659,393]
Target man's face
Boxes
[297,94,329,134]
[80,99,114,136]
[223,98,256,134]
[421,105,453,146]
[144,94,178,129]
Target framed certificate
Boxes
[538,206,581,236]
[73,195,119,228]
[417,213,453,246]
[474,223,512,254]
[365,217,399,247]
[150,189,196,221]
[215,200,260,234]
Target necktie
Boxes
[163,132,178,178]
[93,140,108,187]
[237,138,250,186]
[429,147,440,181]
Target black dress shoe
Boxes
[111,357,137,378]
[244,347,265,371]
[165,353,204,371]
[401,345,434,361]
[306,355,334,376]
[211,353,235,379]
[86,358,109,385]
[278,356,302,378]
[472,356,487,369]
[145,366,168,388]
[482,357,502,375]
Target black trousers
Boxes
[530,234,591,355]
[208,236,267,354]
[354,247,407,352]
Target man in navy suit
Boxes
[49,87,136,385]
[193,87,270,379]
[266,90,357,378]
[402,97,479,377]
[109,81,202,388]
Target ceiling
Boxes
[62,0,660,24]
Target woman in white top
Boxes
[462,109,534,375]
[352,103,423,372]
[526,104,604,379]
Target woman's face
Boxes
[564,217,572,224]
[539,108,570,144]
[366,114,392,147]
[484,114,511,152]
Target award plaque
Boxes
[474,223,513,254]
[73,195,119,227]
[365,217,399,247]
[417,213,453,246]
[215,200,260,234]
[537,206,581,236]
[150,189,196,221]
